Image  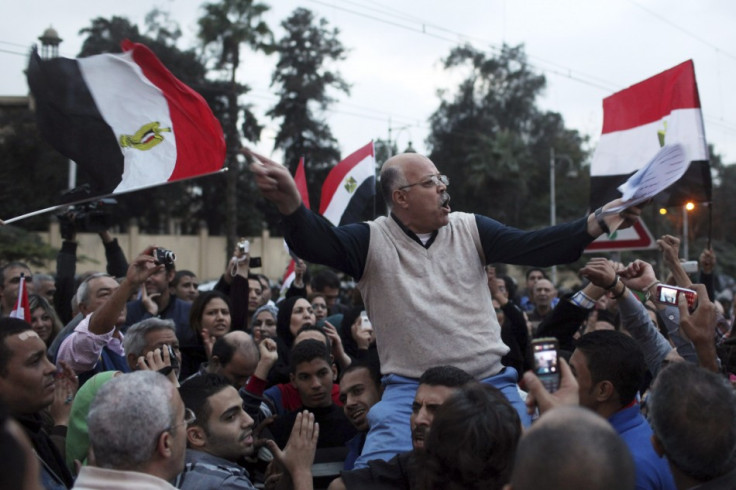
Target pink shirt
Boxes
[57,314,124,374]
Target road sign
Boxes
[584,219,656,253]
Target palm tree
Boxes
[198,0,272,250]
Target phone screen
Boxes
[532,338,560,392]
[656,285,697,311]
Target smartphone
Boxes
[532,337,560,392]
[360,311,372,331]
[166,344,180,373]
[655,284,698,311]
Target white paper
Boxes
[600,143,688,215]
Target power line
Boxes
[626,0,736,63]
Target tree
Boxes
[267,7,349,211]
[427,44,588,229]
[198,0,272,250]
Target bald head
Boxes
[209,331,259,388]
[508,406,635,490]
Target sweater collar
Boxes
[390,213,438,249]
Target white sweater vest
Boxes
[357,212,509,379]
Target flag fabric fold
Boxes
[319,142,376,226]
[589,60,710,209]
[9,273,30,322]
[26,40,225,199]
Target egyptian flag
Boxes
[281,158,309,295]
[9,273,30,322]
[590,60,710,209]
[26,40,225,200]
[320,142,376,226]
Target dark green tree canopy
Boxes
[427,44,588,228]
[268,7,350,211]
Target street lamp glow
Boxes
[659,208,667,215]
[685,202,695,211]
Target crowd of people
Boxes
[0,150,734,489]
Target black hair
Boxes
[289,339,331,374]
[339,361,381,390]
[189,290,232,334]
[310,269,340,292]
[0,318,32,376]
[171,270,196,287]
[178,373,231,431]
[575,330,646,406]
[295,324,332,352]
[525,268,548,281]
[210,333,258,367]
[418,383,521,490]
[418,365,474,388]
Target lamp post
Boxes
[550,148,575,285]
[682,201,695,259]
[387,120,413,159]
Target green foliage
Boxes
[198,0,273,249]
[0,226,56,266]
[268,7,349,211]
[427,44,589,228]
[0,108,68,229]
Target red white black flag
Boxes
[320,142,376,226]
[26,40,225,200]
[590,60,710,209]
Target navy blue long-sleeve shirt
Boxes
[282,204,595,281]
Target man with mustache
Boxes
[249,149,642,466]
[329,365,474,490]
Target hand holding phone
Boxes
[655,284,698,312]
[532,337,560,393]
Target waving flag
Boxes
[320,142,376,226]
[9,273,30,322]
[26,40,225,200]
[589,60,710,209]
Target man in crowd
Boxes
[249,148,641,464]
[339,362,382,470]
[527,278,557,334]
[32,273,56,304]
[125,257,192,346]
[505,405,636,490]
[269,340,355,450]
[517,268,547,313]
[170,270,199,303]
[648,362,736,489]
[186,331,261,389]
[569,330,675,490]
[177,373,259,489]
[177,373,319,490]
[329,365,474,488]
[0,318,75,488]
[0,261,32,317]
[123,318,181,378]
[75,370,186,488]
[58,248,163,383]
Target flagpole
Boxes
[3,168,228,224]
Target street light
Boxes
[387,120,413,159]
[550,148,576,285]
[683,201,695,259]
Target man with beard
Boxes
[178,373,319,490]
[249,149,642,465]
[328,365,473,490]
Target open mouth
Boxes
[440,193,451,211]
[349,408,365,422]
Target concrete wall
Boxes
[36,221,293,283]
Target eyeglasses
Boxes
[163,408,196,436]
[398,174,449,190]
